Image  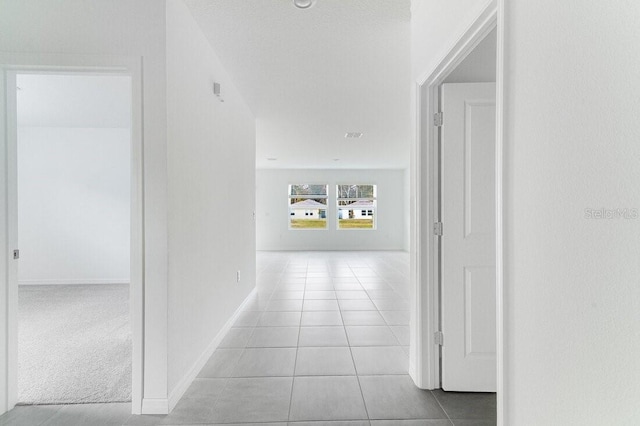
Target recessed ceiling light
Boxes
[267,157,277,161]
[345,132,363,139]
[293,0,315,9]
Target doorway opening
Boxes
[438,28,497,392]
[418,26,498,421]
[14,73,133,405]
[410,1,502,421]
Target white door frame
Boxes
[0,53,145,415]
[409,0,506,423]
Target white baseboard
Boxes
[18,278,129,285]
[141,398,169,415]
[166,287,257,413]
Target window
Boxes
[337,184,376,229]
[288,184,328,229]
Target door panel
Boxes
[441,82,496,392]
[464,100,496,239]
[464,266,496,357]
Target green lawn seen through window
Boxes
[290,219,327,229]
[338,219,374,229]
[289,219,374,229]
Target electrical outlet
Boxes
[236,270,241,283]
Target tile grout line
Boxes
[430,389,455,424]
[36,406,63,426]
[183,262,277,423]
[350,267,404,349]
[339,262,372,422]
[208,268,276,414]
[214,291,261,414]
[286,260,306,423]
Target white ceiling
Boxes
[184,0,412,169]
[17,74,131,128]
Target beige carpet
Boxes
[18,284,131,404]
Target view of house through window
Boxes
[288,184,328,229]
[337,184,376,229]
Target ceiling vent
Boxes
[345,132,363,139]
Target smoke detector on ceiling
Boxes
[345,132,363,139]
[293,0,316,9]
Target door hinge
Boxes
[433,112,443,127]
[433,222,443,236]
[13,249,19,260]
[434,331,444,346]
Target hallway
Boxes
[138,251,496,425]
[0,251,495,425]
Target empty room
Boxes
[14,73,133,407]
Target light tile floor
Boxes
[0,251,496,426]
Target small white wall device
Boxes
[213,82,224,102]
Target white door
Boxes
[440,82,496,392]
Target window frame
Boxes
[336,184,377,230]
[287,183,329,230]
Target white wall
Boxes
[0,0,170,409]
[18,127,130,285]
[165,0,256,397]
[443,27,496,83]
[411,0,492,81]
[412,0,640,424]
[503,1,640,424]
[257,169,406,251]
